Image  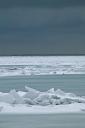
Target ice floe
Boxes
[0,87,85,113]
[0,56,85,77]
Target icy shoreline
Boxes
[0,103,85,114]
[0,87,85,114]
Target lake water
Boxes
[0,113,85,128]
[0,74,85,96]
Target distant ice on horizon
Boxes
[0,56,85,76]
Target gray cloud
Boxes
[0,7,84,29]
[0,0,85,8]
[0,1,85,55]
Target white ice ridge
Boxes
[0,87,85,114]
[0,56,85,76]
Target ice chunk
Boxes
[0,94,15,104]
[81,109,85,112]
[56,89,65,96]
[0,89,25,104]
[49,99,60,105]
[10,89,24,104]
[38,100,51,106]
[24,86,40,100]
[73,98,85,103]
[24,98,36,105]
[60,98,73,104]
[0,106,3,112]
[50,98,72,105]
[0,87,85,108]
[47,88,55,94]
[66,93,77,98]
[25,86,39,93]
[18,91,26,97]
[0,92,8,96]
[35,93,51,103]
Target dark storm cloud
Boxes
[0,0,85,8]
[0,0,85,55]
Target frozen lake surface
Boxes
[0,56,85,127]
[0,56,85,76]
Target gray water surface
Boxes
[0,74,85,95]
[0,114,85,128]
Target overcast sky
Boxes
[0,0,85,55]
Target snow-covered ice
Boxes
[0,87,85,114]
[0,56,85,76]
